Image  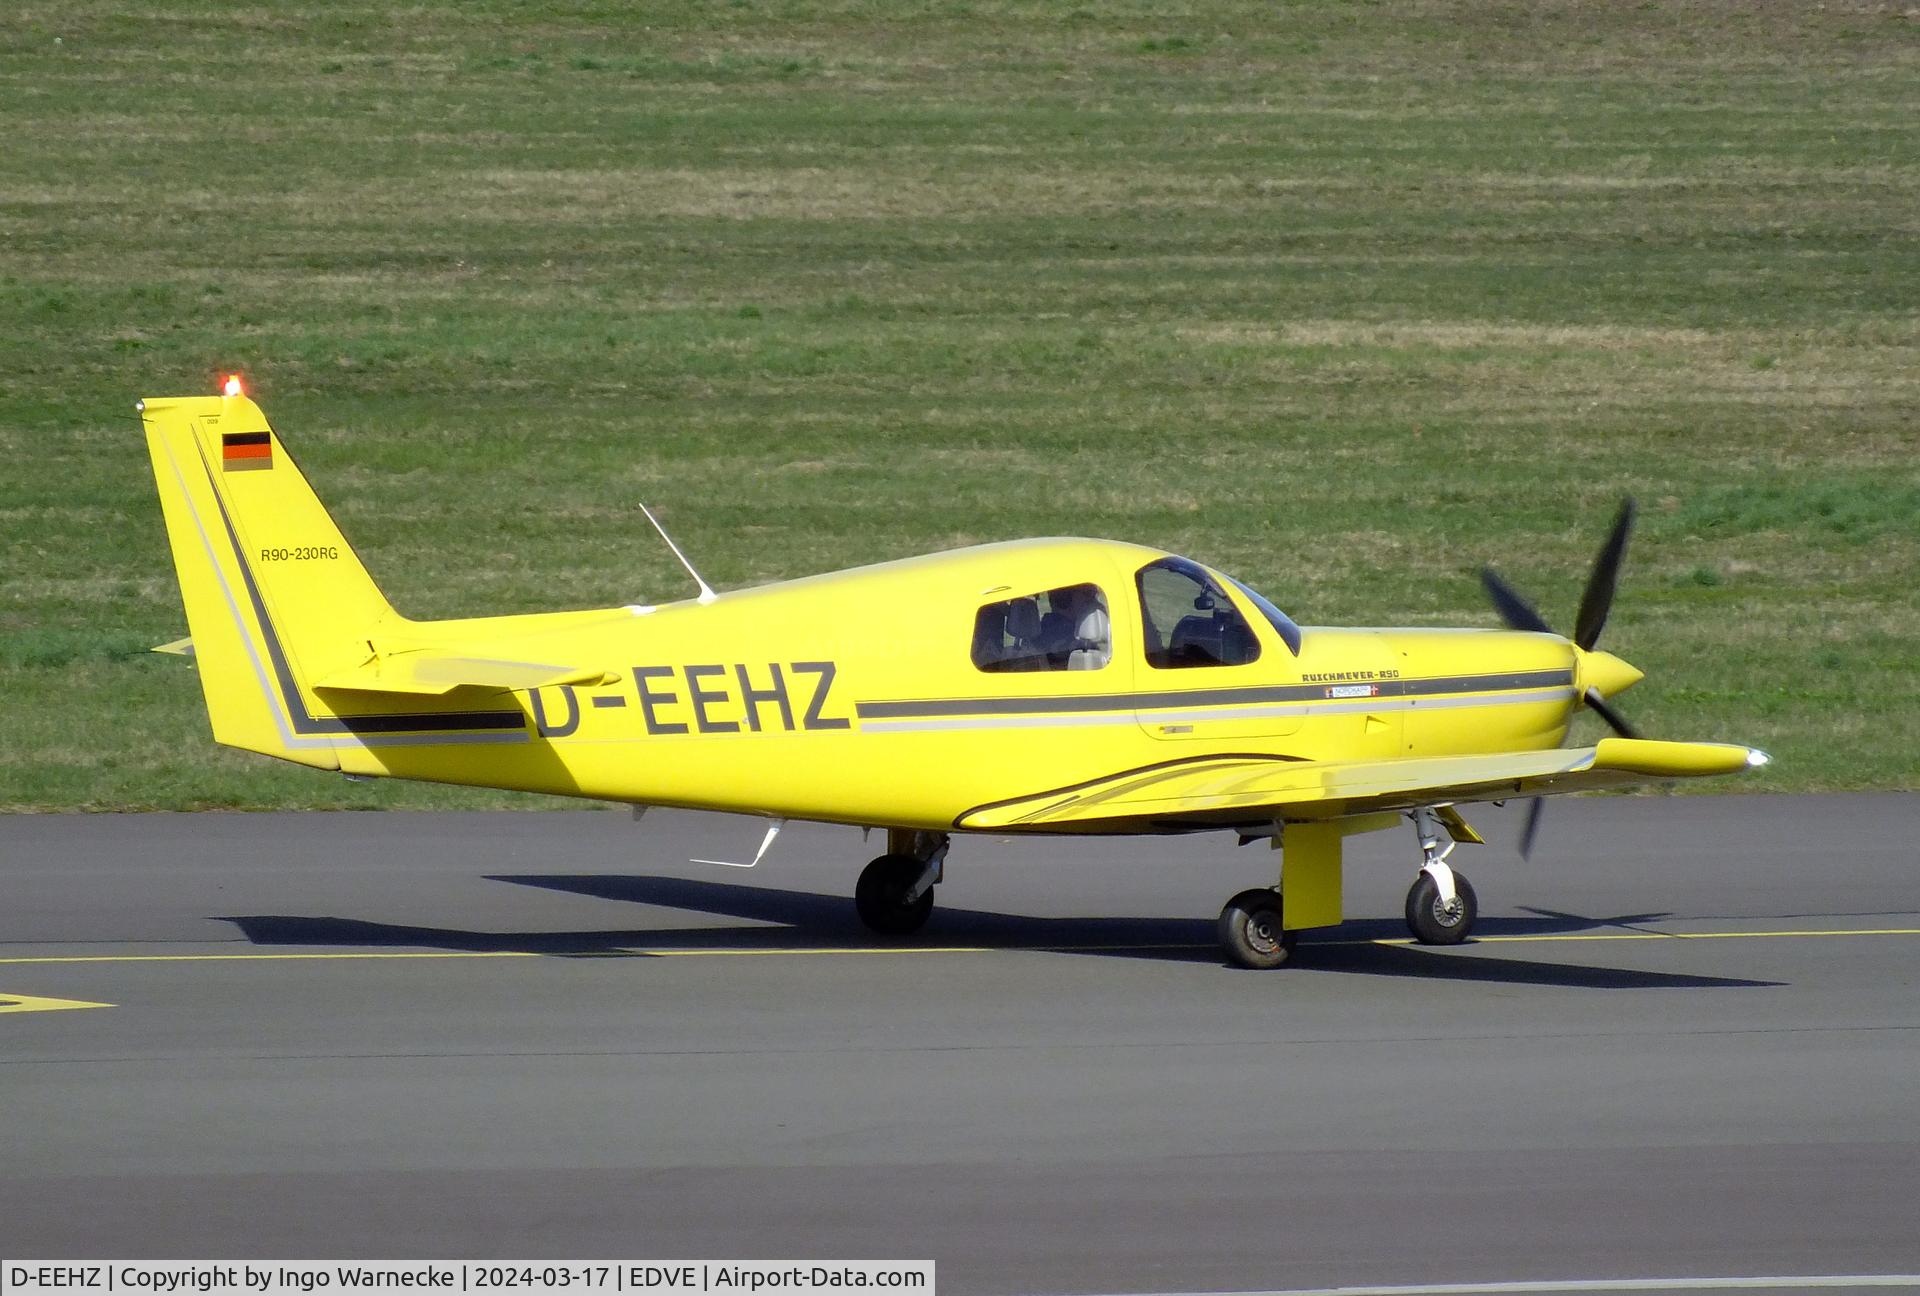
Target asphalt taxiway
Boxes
[2,795,1917,1292]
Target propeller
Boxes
[1480,567,1554,638]
[1481,498,1639,858]
[1573,498,1637,652]
[1480,498,1637,655]
[1517,796,1546,861]
[1581,687,1639,741]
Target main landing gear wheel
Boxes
[1405,871,1478,945]
[855,853,935,936]
[1219,888,1297,970]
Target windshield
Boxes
[1136,557,1260,669]
[1224,575,1302,655]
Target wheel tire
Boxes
[1405,870,1478,945]
[1219,887,1297,970]
[854,854,935,936]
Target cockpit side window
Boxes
[973,583,1112,673]
[1136,558,1261,669]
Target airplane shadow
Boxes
[216,874,1781,991]
[1296,941,1778,990]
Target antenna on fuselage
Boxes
[638,502,717,605]
[693,818,785,869]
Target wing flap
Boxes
[958,738,1763,832]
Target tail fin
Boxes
[141,391,524,767]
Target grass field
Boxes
[2,1,1915,810]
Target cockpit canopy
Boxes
[971,552,1300,674]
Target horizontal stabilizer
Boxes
[315,652,619,697]
[152,637,195,657]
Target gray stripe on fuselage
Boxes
[861,688,1576,734]
[854,669,1575,721]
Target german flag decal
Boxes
[221,431,272,472]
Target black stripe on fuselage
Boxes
[855,668,1574,720]
[198,446,525,737]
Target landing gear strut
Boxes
[1404,806,1478,945]
[855,830,947,936]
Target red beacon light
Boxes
[222,374,244,398]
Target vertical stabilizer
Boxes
[140,392,402,766]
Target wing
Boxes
[957,738,1765,833]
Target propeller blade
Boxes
[1583,686,1641,739]
[1481,567,1554,636]
[1573,497,1637,651]
[1518,796,1545,860]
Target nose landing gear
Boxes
[1404,805,1478,945]
[1405,869,1478,944]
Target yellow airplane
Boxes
[141,382,1769,968]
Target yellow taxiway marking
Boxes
[1370,928,1920,946]
[0,928,1916,968]
[651,945,996,957]
[0,951,539,965]
[0,992,115,1014]
[643,941,1222,957]
[0,947,1020,964]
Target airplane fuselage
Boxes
[337,540,1587,831]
